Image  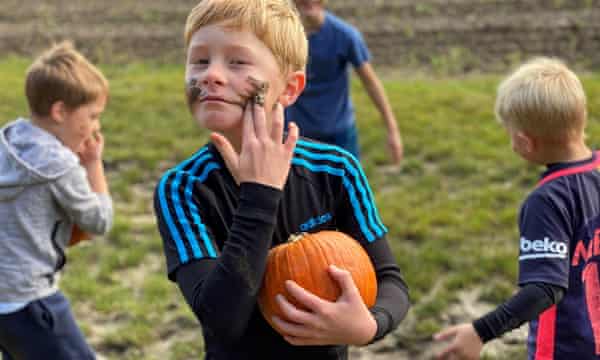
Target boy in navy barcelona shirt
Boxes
[435,58,600,359]
[153,1,409,358]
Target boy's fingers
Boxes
[435,344,457,360]
[94,130,103,140]
[433,327,457,341]
[242,102,256,146]
[328,265,360,298]
[275,294,317,325]
[252,101,268,140]
[211,133,238,170]
[270,102,285,142]
[285,280,328,311]
[284,122,299,153]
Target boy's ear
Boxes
[515,130,535,154]
[278,70,306,107]
[49,101,67,123]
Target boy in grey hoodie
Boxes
[0,41,113,360]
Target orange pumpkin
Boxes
[258,230,377,334]
[69,225,90,246]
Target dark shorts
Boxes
[0,291,95,360]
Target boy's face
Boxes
[185,24,288,140]
[58,95,106,153]
[294,0,324,22]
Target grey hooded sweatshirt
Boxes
[0,118,113,303]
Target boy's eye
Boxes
[191,58,209,65]
[230,59,248,65]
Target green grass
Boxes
[3,55,600,358]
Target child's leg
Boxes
[0,292,95,360]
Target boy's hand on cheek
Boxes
[78,131,104,166]
[212,102,299,190]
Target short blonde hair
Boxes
[184,0,307,75]
[495,57,587,141]
[25,41,109,116]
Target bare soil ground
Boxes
[2,0,599,72]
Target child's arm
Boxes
[266,148,409,346]
[355,62,403,165]
[173,183,282,341]
[434,282,564,359]
[68,131,109,245]
[471,282,564,342]
[78,131,108,195]
[270,236,409,346]
[51,131,112,241]
[164,101,298,343]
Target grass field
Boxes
[2,56,600,359]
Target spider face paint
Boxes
[185,78,205,104]
[245,76,269,107]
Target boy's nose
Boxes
[201,62,226,86]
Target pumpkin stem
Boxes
[288,233,306,243]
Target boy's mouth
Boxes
[185,76,270,108]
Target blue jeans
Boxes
[0,292,95,360]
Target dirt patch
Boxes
[351,287,527,360]
[2,0,599,72]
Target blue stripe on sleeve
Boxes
[296,140,387,236]
[291,157,375,242]
[171,170,203,258]
[157,146,209,263]
[184,162,220,258]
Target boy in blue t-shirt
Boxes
[435,58,600,359]
[286,0,403,163]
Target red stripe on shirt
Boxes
[535,305,557,360]
[537,151,600,187]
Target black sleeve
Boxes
[175,182,282,344]
[364,238,410,343]
[472,282,565,343]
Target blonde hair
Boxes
[25,41,109,117]
[184,0,307,74]
[495,57,587,142]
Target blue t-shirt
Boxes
[518,151,600,359]
[285,12,370,139]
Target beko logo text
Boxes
[519,237,568,260]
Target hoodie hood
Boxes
[0,118,79,200]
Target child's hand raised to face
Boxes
[211,97,298,190]
[77,131,104,166]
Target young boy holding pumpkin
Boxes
[153,0,409,358]
[435,58,600,359]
